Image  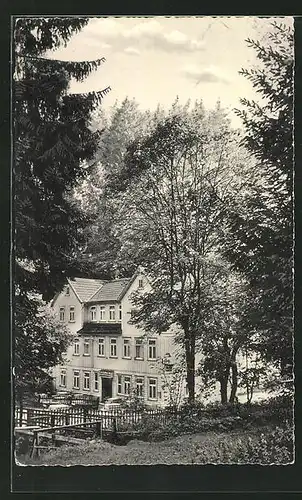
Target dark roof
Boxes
[88,278,132,303]
[77,322,122,336]
[68,277,105,302]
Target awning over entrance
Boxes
[77,322,122,336]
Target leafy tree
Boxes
[15,295,70,412]
[225,21,294,375]
[158,356,187,410]
[113,101,253,403]
[14,18,110,399]
[74,98,163,278]
[196,271,251,404]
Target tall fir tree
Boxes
[225,21,294,375]
[14,18,110,399]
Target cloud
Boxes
[124,19,163,39]
[81,18,204,53]
[181,64,230,84]
[85,18,124,38]
[124,46,141,56]
[161,30,204,52]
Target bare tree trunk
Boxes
[184,332,195,404]
[229,362,238,404]
[220,376,228,405]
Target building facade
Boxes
[51,270,186,407]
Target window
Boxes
[59,307,65,322]
[109,305,116,321]
[65,286,70,296]
[148,339,157,360]
[136,377,144,397]
[93,372,99,391]
[117,374,132,395]
[124,376,131,395]
[135,338,144,359]
[123,338,131,358]
[100,306,105,321]
[138,279,144,288]
[73,339,80,356]
[119,305,122,321]
[69,306,75,322]
[83,371,90,390]
[83,338,90,356]
[73,370,80,389]
[98,338,105,357]
[148,378,157,400]
[117,375,122,395]
[90,306,97,321]
[60,369,66,387]
[110,338,117,357]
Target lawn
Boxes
[16,424,293,466]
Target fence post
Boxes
[30,431,36,457]
[50,414,55,428]
[36,432,40,457]
[18,408,23,427]
[27,409,33,426]
[113,417,117,435]
[52,429,56,446]
[95,421,101,437]
[83,407,88,423]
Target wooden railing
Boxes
[15,406,173,430]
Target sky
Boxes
[51,16,293,127]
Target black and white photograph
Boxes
[13,16,294,466]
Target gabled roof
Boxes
[88,278,132,303]
[67,277,105,303]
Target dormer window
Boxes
[90,306,97,321]
[138,279,144,289]
[65,286,70,296]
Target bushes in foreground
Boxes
[116,394,293,442]
[193,423,294,464]
[19,422,294,465]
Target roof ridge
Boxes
[86,281,106,302]
[67,277,82,303]
[67,277,107,303]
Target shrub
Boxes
[15,435,31,456]
[193,423,294,464]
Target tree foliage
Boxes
[14,18,110,397]
[14,17,111,300]
[74,98,162,278]
[112,100,253,402]
[15,295,70,401]
[225,21,294,373]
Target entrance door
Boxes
[102,377,112,402]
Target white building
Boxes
[51,269,187,407]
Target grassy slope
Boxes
[17,425,292,466]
